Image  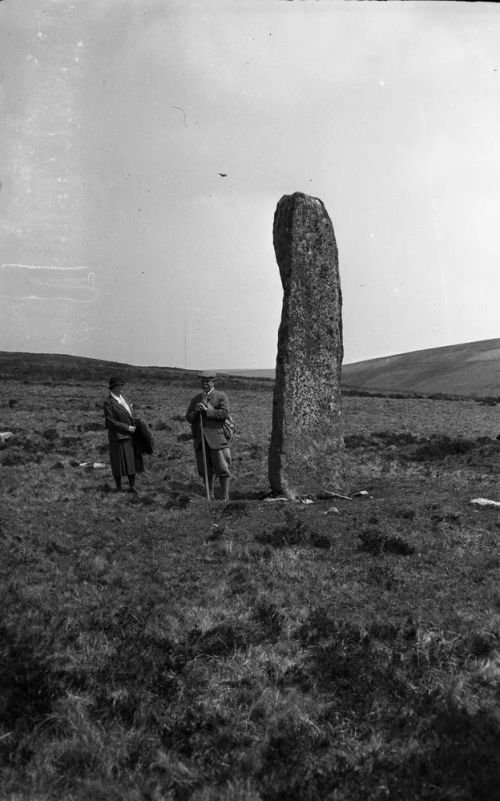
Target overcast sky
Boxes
[1,0,499,369]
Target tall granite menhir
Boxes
[268,192,344,498]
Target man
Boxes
[186,371,232,501]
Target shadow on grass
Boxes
[230,489,269,501]
[259,615,500,800]
[2,602,500,800]
[0,624,53,732]
[257,700,500,801]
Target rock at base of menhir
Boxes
[268,192,344,499]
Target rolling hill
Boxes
[223,338,500,398]
[0,351,267,390]
[0,337,499,398]
[341,338,500,397]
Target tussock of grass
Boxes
[255,512,333,550]
[222,501,249,516]
[411,435,476,461]
[358,528,415,556]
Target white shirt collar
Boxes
[110,392,132,415]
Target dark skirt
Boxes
[109,438,136,478]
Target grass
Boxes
[0,373,499,800]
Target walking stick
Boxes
[199,413,211,500]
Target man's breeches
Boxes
[195,443,231,478]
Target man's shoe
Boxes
[128,486,139,495]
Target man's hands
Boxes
[195,402,208,414]
[128,425,136,433]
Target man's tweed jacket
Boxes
[185,389,230,451]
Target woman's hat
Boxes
[109,376,124,389]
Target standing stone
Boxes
[268,192,344,499]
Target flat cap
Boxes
[199,370,217,379]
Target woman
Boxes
[103,377,139,494]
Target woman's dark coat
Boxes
[104,394,142,476]
[133,418,154,456]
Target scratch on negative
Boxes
[0,264,96,303]
[172,105,188,128]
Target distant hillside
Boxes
[219,369,275,379]
[0,351,189,384]
[342,338,500,397]
[1,338,499,398]
[222,339,500,398]
[0,352,268,390]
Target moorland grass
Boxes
[0,376,499,800]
